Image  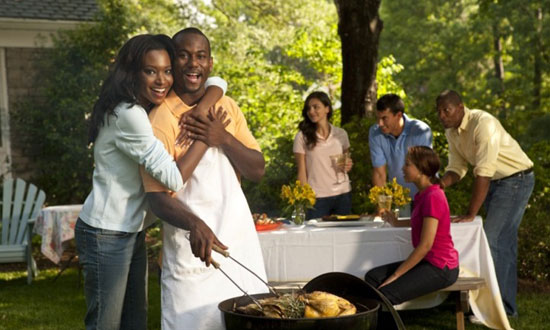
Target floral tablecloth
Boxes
[33,205,82,264]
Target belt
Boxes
[495,168,533,181]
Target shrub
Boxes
[518,141,550,282]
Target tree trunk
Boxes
[533,7,543,111]
[492,21,506,119]
[334,0,383,124]
[492,23,504,93]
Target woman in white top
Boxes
[293,91,353,219]
[75,34,226,330]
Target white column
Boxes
[0,47,13,179]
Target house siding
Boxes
[5,47,50,180]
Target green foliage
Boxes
[197,0,341,215]
[342,116,376,214]
[379,0,550,138]
[518,141,550,282]
[376,55,406,101]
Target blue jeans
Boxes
[307,191,352,219]
[365,260,458,305]
[74,218,148,330]
[484,171,534,316]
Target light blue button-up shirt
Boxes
[79,102,185,233]
[368,113,432,197]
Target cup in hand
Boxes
[377,195,392,212]
[330,153,346,184]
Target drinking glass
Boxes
[330,154,346,184]
[377,195,392,212]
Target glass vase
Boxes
[292,204,306,225]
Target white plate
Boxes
[306,219,383,228]
[283,224,306,230]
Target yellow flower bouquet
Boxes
[368,178,411,212]
[280,180,316,225]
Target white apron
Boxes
[161,147,268,330]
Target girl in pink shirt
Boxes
[365,146,459,304]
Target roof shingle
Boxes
[0,0,99,21]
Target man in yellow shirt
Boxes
[437,90,534,317]
[141,27,267,330]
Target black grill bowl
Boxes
[219,273,380,330]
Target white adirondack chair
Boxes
[0,178,46,284]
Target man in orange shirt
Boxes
[141,27,267,330]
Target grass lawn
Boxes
[1,266,549,329]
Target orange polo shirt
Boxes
[141,90,261,192]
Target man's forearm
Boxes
[372,166,386,187]
[221,135,265,182]
[146,191,200,230]
[467,176,491,217]
[441,171,460,189]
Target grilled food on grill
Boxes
[236,291,356,318]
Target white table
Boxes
[258,217,511,330]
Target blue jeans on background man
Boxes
[484,171,535,317]
[75,218,148,330]
[307,191,352,219]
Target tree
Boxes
[334,0,383,124]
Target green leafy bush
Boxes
[518,141,550,282]
[342,116,376,214]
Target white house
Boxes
[0,0,98,179]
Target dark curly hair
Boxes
[88,34,175,143]
[298,91,333,149]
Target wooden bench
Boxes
[440,277,486,330]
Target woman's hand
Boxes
[380,209,398,227]
[344,156,353,172]
[379,273,399,289]
[183,106,231,147]
[176,104,210,147]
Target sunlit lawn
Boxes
[1,266,548,329]
[0,267,160,330]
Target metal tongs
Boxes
[210,245,279,311]
[184,234,277,310]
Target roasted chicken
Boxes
[236,291,356,318]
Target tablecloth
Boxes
[258,217,511,329]
[33,205,81,264]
